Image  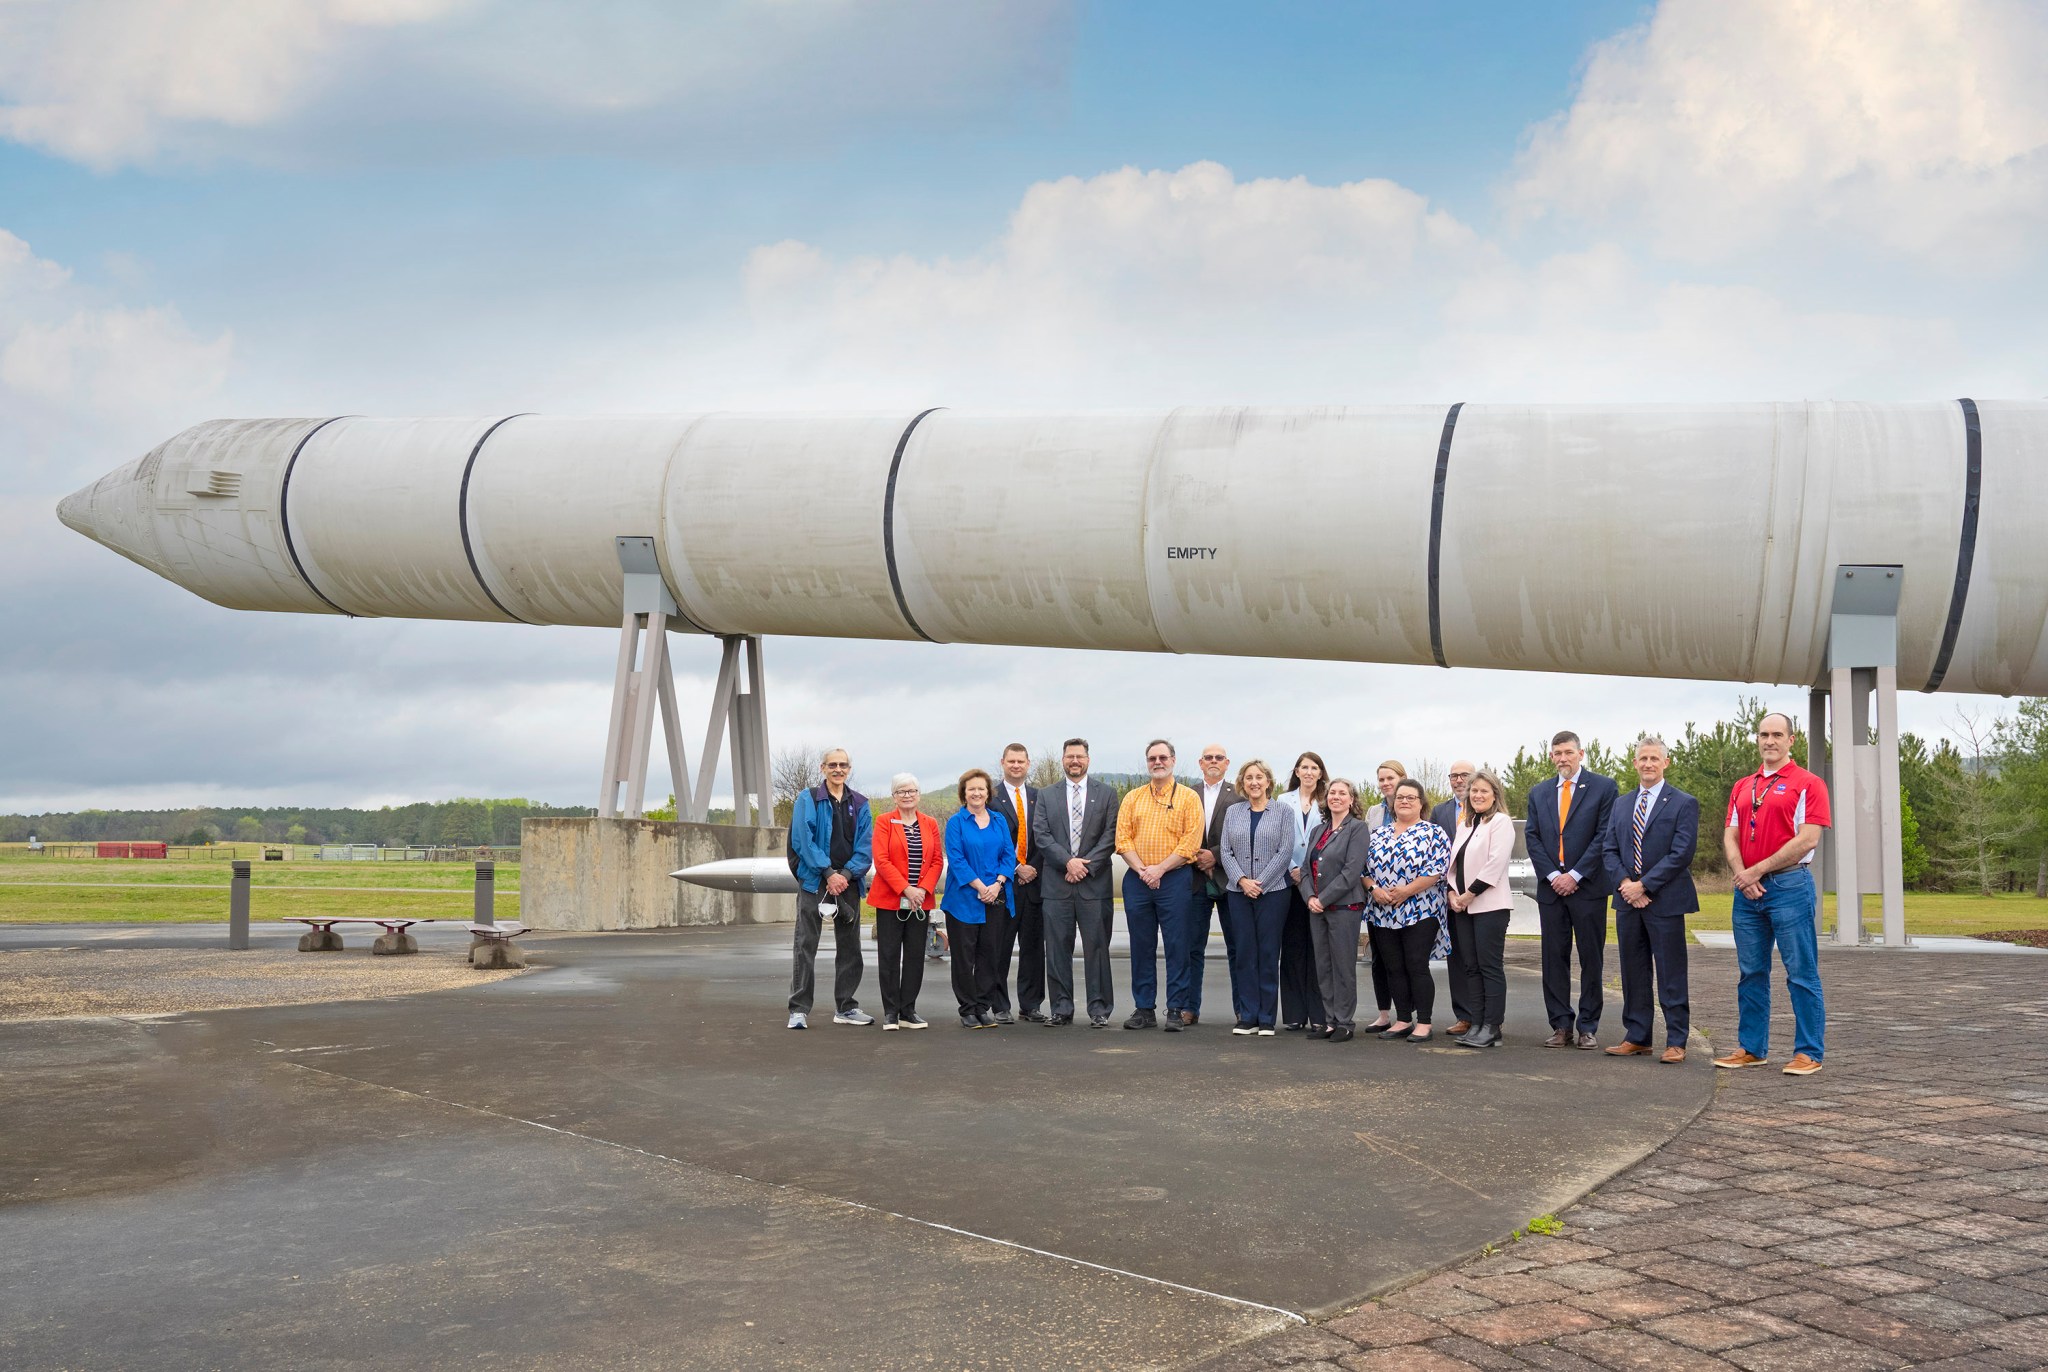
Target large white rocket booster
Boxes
[56,402,2048,694]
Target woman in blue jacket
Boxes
[943,768,1016,1029]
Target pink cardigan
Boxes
[1447,814,1515,914]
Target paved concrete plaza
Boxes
[2,922,1707,1370]
[1200,947,2048,1372]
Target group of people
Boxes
[785,715,1831,1077]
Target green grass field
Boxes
[1686,889,2048,939]
[0,854,521,923]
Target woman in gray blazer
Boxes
[1218,760,1303,1035]
[1298,779,1374,1041]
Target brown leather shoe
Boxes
[1782,1053,1823,1076]
[1543,1029,1571,1048]
[1576,1032,1598,1050]
[1179,1010,1198,1026]
[1605,1041,1651,1056]
[1660,1046,1686,1064]
[1447,1020,1472,1036]
[1713,1049,1769,1069]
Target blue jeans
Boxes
[1224,886,1291,1027]
[1732,867,1825,1061]
[1124,866,1194,1013]
[1183,883,1230,1012]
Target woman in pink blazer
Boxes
[1445,770,1515,1049]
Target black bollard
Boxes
[229,860,251,950]
[474,860,495,927]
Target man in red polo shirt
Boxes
[1716,712,1830,1076]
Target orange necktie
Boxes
[1013,786,1028,862]
[1556,776,1572,862]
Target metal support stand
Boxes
[475,860,496,927]
[596,536,771,827]
[1820,566,1909,948]
[598,537,692,820]
[228,859,250,950]
[691,634,773,827]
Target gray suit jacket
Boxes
[1430,798,1459,836]
[1298,818,1373,909]
[1032,777,1119,903]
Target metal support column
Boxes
[690,633,772,828]
[228,859,250,950]
[598,537,692,821]
[1824,565,1909,947]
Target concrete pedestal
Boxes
[297,928,345,952]
[521,817,796,931]
[469,937,528,969]
[371,931,419,956]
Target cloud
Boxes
[1508,0,2048,266]
[0,0,1071,169]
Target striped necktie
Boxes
[1633,789,1650,874]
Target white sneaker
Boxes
[833,1008,875,1026]
[787,1012,807,1030]
[1257,1027,1276,1037]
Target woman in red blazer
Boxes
[870,773,947,1029]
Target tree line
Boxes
[0,798,595,848]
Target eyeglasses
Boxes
[1200,753,1226,762]
[1448,770,1472,780]
[823,762,850,770]
[1146,755,1172,764]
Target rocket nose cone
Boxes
[56,449,169,577]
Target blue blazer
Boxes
[1524,770,1619,903]
[942,808,1017,924]
[1601,784,1700,918]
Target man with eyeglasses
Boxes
[1179,744,1238,1026]
[1033,738,1119,1026]
[1115,739,1205,1031]
[786,748,874,1029]
[1716,713,1830,1077]
[1432,760,1479,1036]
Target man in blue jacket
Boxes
[1524,730,1619,1049]
[1600,736,1698,1063]
[787,748,875,1029]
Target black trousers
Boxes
[1616,903,1690,1046]
[1370,919,1438,1024]
[1280,888,1327,1027]
[992,876,1044,1014]
[1540,892,1608,1033]
[946,914,1003,1017]
[1451,908,1510,1029]
[788,886,863,1015]
[1443,909,1478,1025]
[874,906,929,1018]
[1368,933,1392,1014]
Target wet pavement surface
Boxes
[1198,946,2048,1372]
[1,923,1709,1370]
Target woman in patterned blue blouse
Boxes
[1365,777,1452,1042]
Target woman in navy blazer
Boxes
[1218,760,1303,1035]
[943,768,1016,1029]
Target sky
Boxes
[4,0,2047,813]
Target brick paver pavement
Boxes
[1189,945,2048,1372]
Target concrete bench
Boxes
[466,921,530,969]
[285,916,462,955]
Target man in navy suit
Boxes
[1523,730,1619,1049]
[1599,736,1698,1063]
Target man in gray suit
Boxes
[1432,759,1478,1034]
[1033,737,1120,1026]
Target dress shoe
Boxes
[1379,1024,1414,1040]
[1713,1049,1769,1069]
[1605,1041,1652,1056]
[1047,1013,1073,1026]
[1314,1025,1335,1040]
[1660,1045,1685,1063]
[1124,1009,1157,1030]
[1362,1019,1392,1034]
[1180,1010,1198,1026]
[1329,1026,1354,1043]
[976,1010,998,1028]
[1447,1020,1472,1036]
[1455,1024,1501,1049]
[1019,1009,1048,1023]
[1543,1029,1572,1048]
[1575,1031,1598,1050]
[1281,1022,1305,1032]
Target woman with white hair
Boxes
[869,773,946,1029]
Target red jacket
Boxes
[869,810,946,913]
